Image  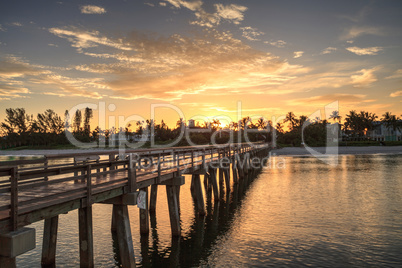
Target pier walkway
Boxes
[0,142,269,267]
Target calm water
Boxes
[12,154,402,267]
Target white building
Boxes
[367,121,402,141]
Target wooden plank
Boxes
[0,187,125,233]
[0,158,46,167]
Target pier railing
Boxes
[0,142,268,233]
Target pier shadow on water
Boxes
[111,168,263,267]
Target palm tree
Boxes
[256,117,267,130]
[329,110,342,123]
[284,112,297,131]
[382,112,401,132]
[276,122,283,133]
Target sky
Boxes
[1,0,402,129]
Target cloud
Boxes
[293,51,304,58]
[390,90,402,97]
[49,27,132,52]
[80,5,106,14]
[320,47,337,55]
[69,28,298,100]
[288,94,367,106]
[341,26,382,40]
[264,40,287,48]
[346,46,383,55]
[240,27,264,41]
[162,1,247,27]
[48,43,58,47]
[0,24,5,31]
[339,5,371,23]
[386,69,402,79]
[10,22,23,27]
[164,0,203,11]
[144,2,155,7]
[351,68,378,87]
[31,74,104,99]
[0,55,106,100]
[214,4,247,24]
[0,56,40,99]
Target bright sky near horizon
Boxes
[0,0,401,128]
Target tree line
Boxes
[0,107,401,149]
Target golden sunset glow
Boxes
[1,1,402,128]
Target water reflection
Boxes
[129,168,263,267]
[13,154,402,267]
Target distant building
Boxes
[133,133,154,142]
[188,119,195,128]
[110,133,128,147]
[367,121,402,141]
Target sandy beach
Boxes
[0,146,401,157]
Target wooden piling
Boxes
[113,205,136,268]
[209,168,219,201]
[232,160,238,184]
[166,185,181,236]
[193,174,206,216]
[139,187,150,235]
[111,205,116,232]
[149,184,158,213]
[78,206,94,268]
[41,216,59,268]
[223,168,230,193]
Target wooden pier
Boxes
[0,143,270,267]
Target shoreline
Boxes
[271,146,402,156]
[0,146,402,157]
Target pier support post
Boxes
[209,168,219,201]
[41,216,59,268]
[175,185,181,212]
[139,187,150,235]
[149,184,158,213]
[232,161,238,184]
[78,206,94,268]
[113,205,136,268]
[193,174,206,216]
[218,168,224,191]
[223,168,230,193]
[237,156,245,180]
[166,185,181,236]
[111,205,116,232]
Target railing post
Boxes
[191,150,194,170]
[202,149,206,170]
[86,165,92,208]
[44,157,48,181]
[10,167,18,231]
[158,153,161,181]
[128,154,137,192]
[176,151,180,175]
